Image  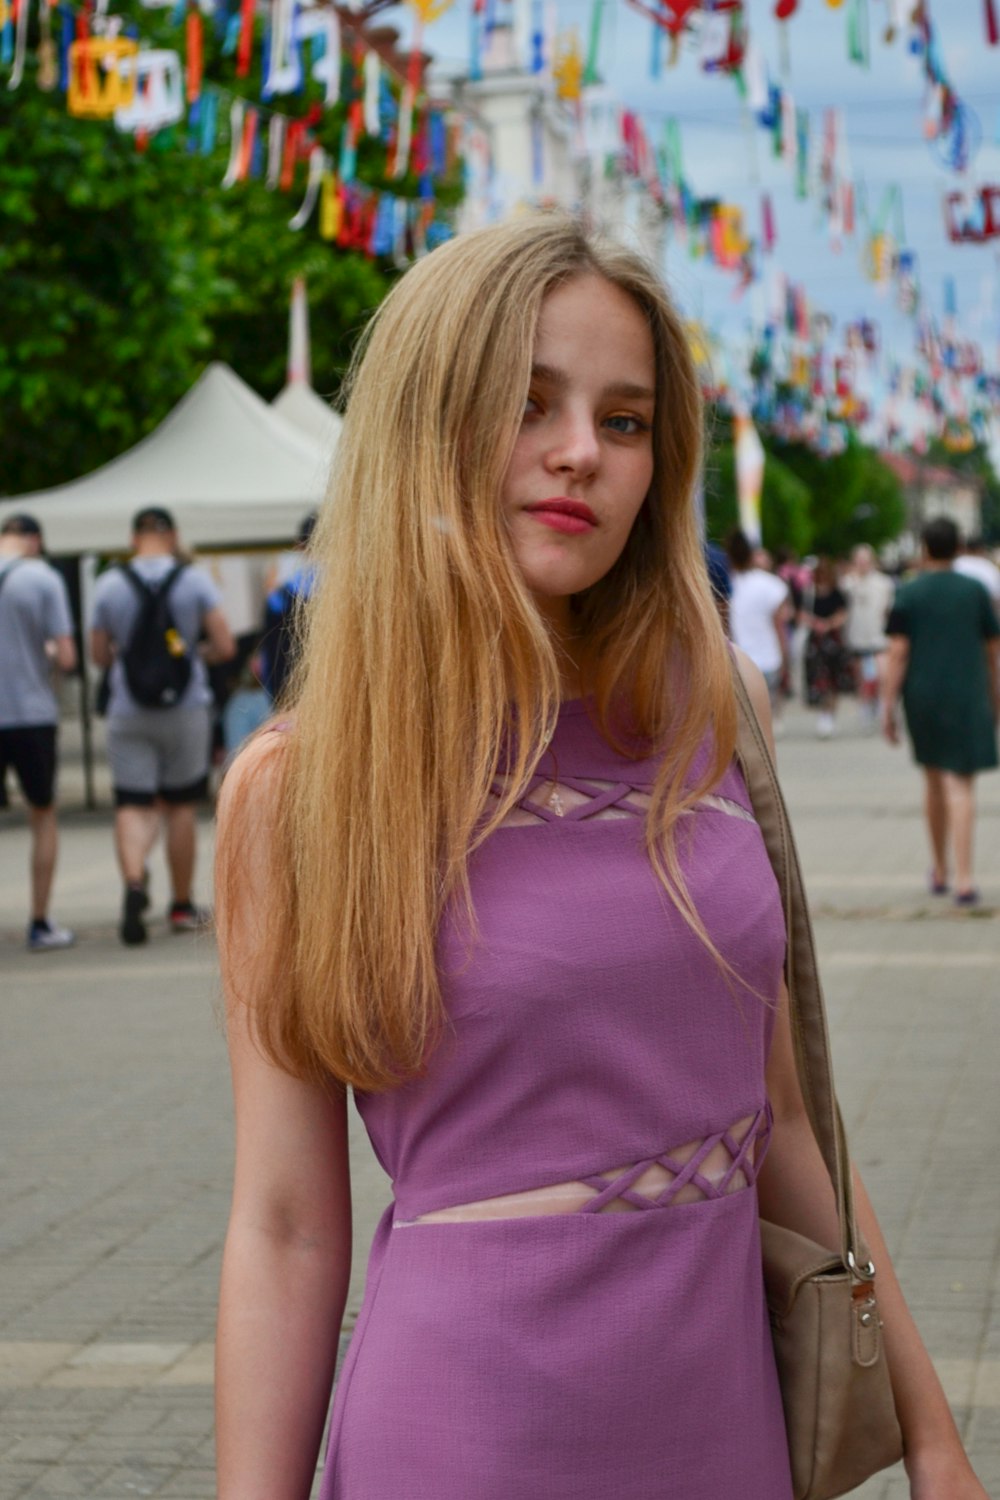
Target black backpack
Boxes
[118,562,193,709]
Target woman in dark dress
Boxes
[800,556,854,737]
[883,517,1000,905]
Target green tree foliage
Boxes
[1,89,218,493]
[0,16,461,496]
[703,441,813,556]
[767,436,905,557]
[703,411,813,554]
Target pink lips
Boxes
[525,499,597,535]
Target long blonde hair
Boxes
[217,213,736,1091]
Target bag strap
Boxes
[731,659,874,1283]
[120,561,187,600]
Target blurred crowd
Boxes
[3,503,998,949]
[715,527,1000,742]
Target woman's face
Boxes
[500,274,656,627]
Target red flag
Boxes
[986,0,999,45]
[186,7,203,103]
[236,0,255,78]
[762,192,775,251]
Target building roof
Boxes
[879,451,977,490]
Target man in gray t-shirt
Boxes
[89,507,235,946]
[0,514,78,950]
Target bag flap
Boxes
[760,1218,847,1319]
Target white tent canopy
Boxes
[272,379,343,449]
[0,363,337,554]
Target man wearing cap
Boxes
[0,515,78,950]
[89,508,235,945]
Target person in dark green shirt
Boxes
[882,517,1000,905]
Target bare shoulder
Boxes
[730,645,777,759]
[216,723,294,838]
[215,725,297,934]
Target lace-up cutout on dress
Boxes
[402,1109,771,1224]
[489,775,759,828]
[576,1106,771,1213]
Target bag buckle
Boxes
[847,1248,876,1285]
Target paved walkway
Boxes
[1,705,998,1499]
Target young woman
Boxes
[800,555,853,738]
[214,216,986,1500]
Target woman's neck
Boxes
[532,595,585,700]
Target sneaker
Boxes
[954,889,980,908]
[120,884,148,946]
[27,919,75,952]
[168,900,210,933]
[816,712,835,739]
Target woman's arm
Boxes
[735,651,988,1498]
[881,635,910,744]
[215,734,353,1500]
[987,637,1000,722]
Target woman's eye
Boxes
[605,413,648,436]
[523,395,542,417]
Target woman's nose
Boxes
[544,413,600,477]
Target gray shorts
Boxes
[108,707,212,807]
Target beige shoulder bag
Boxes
[733,665,904,1500]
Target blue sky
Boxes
[409,0,1000,380]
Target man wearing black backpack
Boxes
[89,508,235,946]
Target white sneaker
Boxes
[27,920,76,952]
[816,712,835,739]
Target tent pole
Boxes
[79,555,98,811]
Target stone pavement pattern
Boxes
[1,707,998,1499]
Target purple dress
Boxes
[320,700,793,1499]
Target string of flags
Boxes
[1,0,460,256]
[3,0,997,454]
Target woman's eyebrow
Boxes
[530,363,655,402]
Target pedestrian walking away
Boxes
[882,517,1000,906]
[844,543,895,731]
[88,507,236,945]
[213,216,988,1500]
[0,514,78,950]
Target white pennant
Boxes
[289,145,326,229]
[114,48,185,133]
[221,98,246,187]
[266,114,286,188]
[363,49,380,136]
[8,0,30,89]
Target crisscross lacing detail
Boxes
[401,1109,771,1225]
[575,1107,771,1213]
[489,776,755,827]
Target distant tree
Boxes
[0,22,461,496]
[768,436,905,557]
[0,90,220,493]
